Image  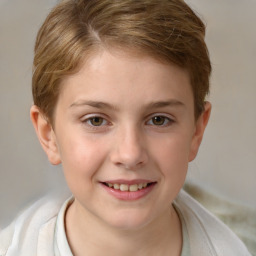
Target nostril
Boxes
[123,161,144,170]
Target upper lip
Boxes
[101,179,156,185]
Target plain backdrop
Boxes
[0,0,256,228]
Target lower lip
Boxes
[101,183,156,201]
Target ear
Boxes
[189,102,211,162]
[30,105,61,165]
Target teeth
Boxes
[113,184,120,189]
[106,183,150,191]
[129,184,138,192]
[120,184,129,191]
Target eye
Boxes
[147,115,173,126]
[84,116,108,127]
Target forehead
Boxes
[58,49,193,111]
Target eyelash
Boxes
[81,115,110,129]
[146,115,174,127]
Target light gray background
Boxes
[0,0,256,228]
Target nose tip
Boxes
[114,153,148,171]
[110,132,148,170]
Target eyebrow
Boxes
[146,100,185,109]
[69,100,117,110]
[69,99,185,110]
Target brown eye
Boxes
[152,116,166,125]
[147,115,173,126]
[89,117,105,126]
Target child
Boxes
[0,0,252,255]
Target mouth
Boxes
[100,180,157,201]
[102,182,155,192]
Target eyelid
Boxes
[80,113,107,121]
[80,113,111,128]
[145,113,175,126]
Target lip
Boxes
[103,179,154,185]
[100,180,157,201]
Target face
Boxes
[32,50,210,230]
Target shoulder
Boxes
[174,189,252,256]
[0,192,70,256]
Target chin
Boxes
[103,209,154,231]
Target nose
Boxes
[110,126,148,170]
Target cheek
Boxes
[148,135,191,204]
[57,135,109,186]
[151,133,192,175]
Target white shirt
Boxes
[53,197,190,256]
[0,190,252,256]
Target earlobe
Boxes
[189,102,211,162]
[30,105,61,165]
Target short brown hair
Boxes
[32,0,211,123]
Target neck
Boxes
[65,200,182,256]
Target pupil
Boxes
[92,117,103,126]
[153,116,164,125]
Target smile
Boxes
[104,182,150,192]
[101,181,157,201]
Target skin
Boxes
[31,50,211,256]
